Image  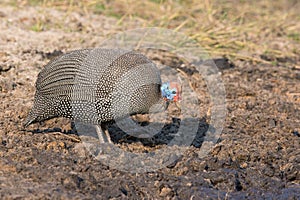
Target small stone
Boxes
[74,143,87,158]
[269,119,276,127]
[154,181,160,187]
[240,162,248,169]
[159,186,172,197]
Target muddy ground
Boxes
[0,5,300,199]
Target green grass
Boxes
[288,33,300,42]
[30,23,44,32]
[93,3,106,14]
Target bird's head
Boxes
[160,82,182,103]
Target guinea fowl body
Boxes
[25,48,164,127]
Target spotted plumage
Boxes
[24,48,180,142]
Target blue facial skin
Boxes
[161,82,177,101]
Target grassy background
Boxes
[2,0,300,65]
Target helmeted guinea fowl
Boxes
[24,48,181,143]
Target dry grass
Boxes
[2,0,300,65]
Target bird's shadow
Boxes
[26,117,210,148]
[108,117,210,148]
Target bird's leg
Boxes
[74,122,112,158]
[175,101,181,113]
[104,129,112,143]
[95,124,112,143]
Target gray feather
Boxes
[25,48,163,127]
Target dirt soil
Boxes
[0,5,299,200]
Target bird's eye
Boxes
[172,91,176,94]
